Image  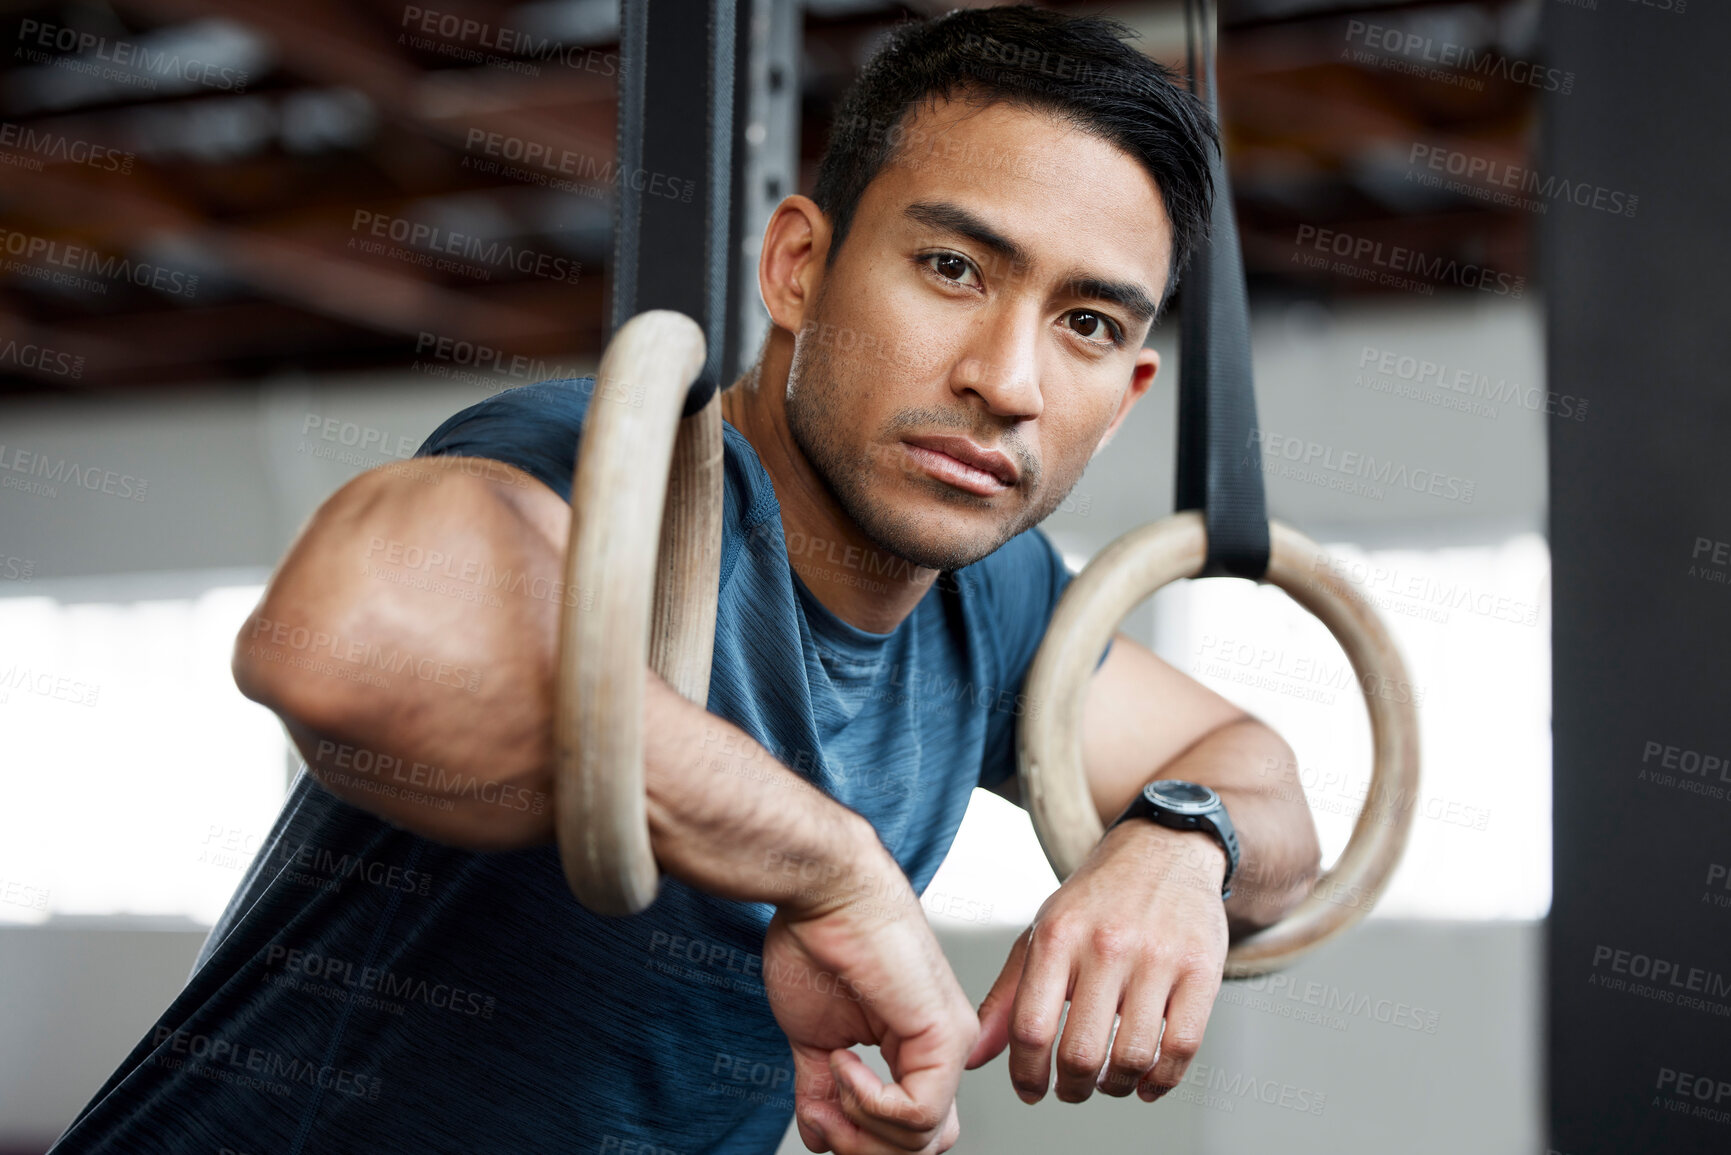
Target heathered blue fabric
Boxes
[49,378,1103,1155]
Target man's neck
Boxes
[719,333,939,636]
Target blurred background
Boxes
[0,0,1612,1150]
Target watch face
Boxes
[1145,779,1218,814]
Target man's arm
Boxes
[972,631,1320,1106]
[234,455,976,1153]
[986,631,1320,930]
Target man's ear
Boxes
[758,195,833,336]
[1093,347,1161,458]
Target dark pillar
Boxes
[1546,1,1731,1152]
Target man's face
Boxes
[783,95,1171,573]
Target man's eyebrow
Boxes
[904,201,1031,269]
[1063,275,1159,328]
[903,200,1159,327]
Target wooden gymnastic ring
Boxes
[1016,510,1421,978]
[556,310,724,916]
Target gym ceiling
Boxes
[0,0,1541,392]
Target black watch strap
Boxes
[1110,783,1240,899]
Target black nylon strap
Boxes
[612,0,735,417]
[1175,0,1270,580]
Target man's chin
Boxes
[863,513,1024,574]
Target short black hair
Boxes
[812,4,1218,319]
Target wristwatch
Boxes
[1109,780,1241,899]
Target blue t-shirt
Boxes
[50,379,1101,1155]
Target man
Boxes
[52,6,1319,1154]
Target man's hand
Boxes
[763,859,978,1154]
[964,820,1230,1103]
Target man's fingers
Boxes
[792,1043,842,1152]
[965,927,1030,1070]
[795,1108,834,1154]
[1138,968,1220,1102]
[937,1102,960,1152]
[831,1048,943,1149]
[1098,971,1170,1098]
[1004,922,1074,1104]
[1052,930,1138,1103]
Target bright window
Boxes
[0,536,1549,932]
[0,577,288,926]
[925,534,1552,927]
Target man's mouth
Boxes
[900,434,1018,496]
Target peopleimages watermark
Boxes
[1342,19,1575,94]
[410,332,612,398]
[16,19,251,93]
[1688,536,1731,592]
[597,1138,684,1155]
[1588,943,1731,1018]
[1228,861,1385,916]
[1703,862,1731,912]
[1192,633,1427,709]
[296,412,533,488]
[462,128,695,204]
[0,121,135,174]
[709,1052,795,1111]
[0,226,198,298]
[261,944,497,1019]
[308,738,548,817]
[1169,1060,1328,1117]
[921,887,994,927]
[1260,756,1489,832]
[698,726,923,806]
[646,929,874,1003]
[148,1026,379,1100]
[0,663,100,707]
[1247,428,1474,505]
[1406,143,1636,218]
[827,108,1057,188]
[810,647,1043,729]
[244,616,482,694]
[1355,344,1587,423]
[268,836,435,898]
[1553,0,1687,16]
[362,535,593,611]
[1218,970,1441,1035]
[760,847,908,922]
[197,825,264,873]
[0,443,147,502]
[0,877,50,911]
[299,413,421,462]
[349,210,582,284]
[1654,1065,1731,1126]
[956,31,1174,99]
[0,337,83,380]
[399,6,620,78]
[1293,224,1525,298]
[1637,738,1731,804]
[1307,551,1542,629]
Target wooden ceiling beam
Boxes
[0,163,568,345]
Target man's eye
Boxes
[1068,310,1122,345]
[924,253,977,285]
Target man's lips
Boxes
[901,435,1019,494]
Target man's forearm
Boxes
[640,671,906,917]
[1136,716,1323,935]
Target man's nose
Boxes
[952,327,1042,419]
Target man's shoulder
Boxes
[422,376,597,436]
[416,378,778,527]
